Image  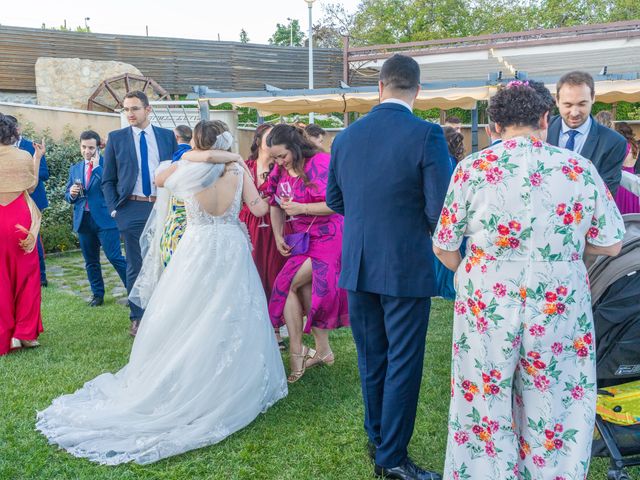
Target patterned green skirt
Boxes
[160,196,187,267]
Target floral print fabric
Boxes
[433,136,625,479]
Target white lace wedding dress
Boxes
[36,162,287,465]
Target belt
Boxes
[128,194,157,203]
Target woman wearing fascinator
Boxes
[36,120,287,465]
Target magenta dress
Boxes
[614,144,640,214]
[267,152,349,333]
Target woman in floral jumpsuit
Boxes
[433,82,625,479]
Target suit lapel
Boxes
[126,126,139,175]
[547,117,561,146]
[579,116,599,161]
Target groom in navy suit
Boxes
[102,91,178,336]
[327,55,451,479]
[66,130,127,306]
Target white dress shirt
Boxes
[131,124,161,197]
[559,116,591,154]
[381,98,413,112]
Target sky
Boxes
[0,0,361,44]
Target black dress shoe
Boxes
[41,279,48,287]
[129,320,140,337]
[88,296,104,307]
[374,458,442,480]
[367,441,377,462]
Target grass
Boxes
[0,252,632,479]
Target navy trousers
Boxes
[114,200,153,321]
[348,291,431,468]
[78,212,127,298]
[36,235,46,283]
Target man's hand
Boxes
[33,139,46,161]
[70,184,82,197]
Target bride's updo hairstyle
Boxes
[266,124,318,185]
[192,120,230,151]
[488,81,551,130]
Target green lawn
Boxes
[0,254,631,479]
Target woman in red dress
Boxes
[239,125,287,347]
[0,114,45,355]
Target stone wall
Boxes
[35,57,141,110]
[0,91,38,104]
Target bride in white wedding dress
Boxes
[36,123,287,465]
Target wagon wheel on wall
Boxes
[87,73,170,112]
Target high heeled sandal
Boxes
[306,350,335,369]
[287,346,316,384]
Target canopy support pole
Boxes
[471,105,479,153]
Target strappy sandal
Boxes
[287,346,316,383]
[306,350,335,369]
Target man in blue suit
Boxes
[102,91,178,336]
[327,54,450,480]
[65,130,127,307]
[547,71,627,194]
[6,114,50,287]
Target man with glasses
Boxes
[102,90,178,336]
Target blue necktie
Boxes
[565,129,579,152]
[139,131,151,197]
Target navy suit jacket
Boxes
[327,102,451,298]
[102,125,178,212]
[19,137,49,210]
[547,115,627,194]
[65,157,118,232]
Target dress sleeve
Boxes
[587,164,625,247]
[305,153,330,203]
[267,164,282,207]
[432,163,469,251]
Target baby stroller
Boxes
[589,213,640,480]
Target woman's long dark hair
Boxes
[248,124,273,161]
[266,124,318,185]
[616,121,639,161]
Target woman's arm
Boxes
[182,149,242,164]
[242,170,269,217]
[28,139,45,193]
[281,200,334,217]
[584,241,622,257]
[155,163,179,187]
[433,245,463,272]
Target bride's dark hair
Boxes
[266,124,318,185]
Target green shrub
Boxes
[27,126,82,252]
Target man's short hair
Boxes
[445,116,462,125]
[379,54,420,93]
[174,125,193,142]
[557,71,595,98]
[123,90,150,107]
[80,130,101,144]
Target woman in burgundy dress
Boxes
[614,121,640,214]
[239,125,287,347]
[266,124,349,383]
[0,114,45,355]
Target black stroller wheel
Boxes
[607,468,631,480]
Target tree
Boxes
[239,28,250,43]
[312,2,358,49]
[269,19,305,46]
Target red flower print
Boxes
[568,158,578,165]
[476,317,488,334]
[588,226,599,238]
[545,292,558,302]
[508,220,522,231]
[503,139,517,149]
[530,172,542,186]
[454,301,467,315]
[562,165,571,175]
[489,384,500,395]
[571,385,585,399]
[527,351,541,360]
[485,167,503,184]
[454,431,469,445]
[482,373,491,383]
[577,347,589,358]
[534,375,550,392]
[512,335,522,348]
[532,139,543,148]
[563,213,574,225]
[584,332,592,345]
[485,153,498,162]
[556,286,568,296]
[573,165,584,174]
[509,237,520,248]
[554,438,564,449]
[462,380,471,390]
[554,424,563,433]
[472,425,483,434]
[498,224,510,235]
[556,303,566,314]
[532,455,546,468]
[490,369,502,380]
[529,324,545,337]
[556,203,567,215]
[472,159,483,169]
[437,228,453,244]
[545,429,555,439]
[573,202,583,212]
[464,392,474,402]
[551,342,563,355]
[533,360,546,369]
[485,441,497,457]
[493,283,507,297]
